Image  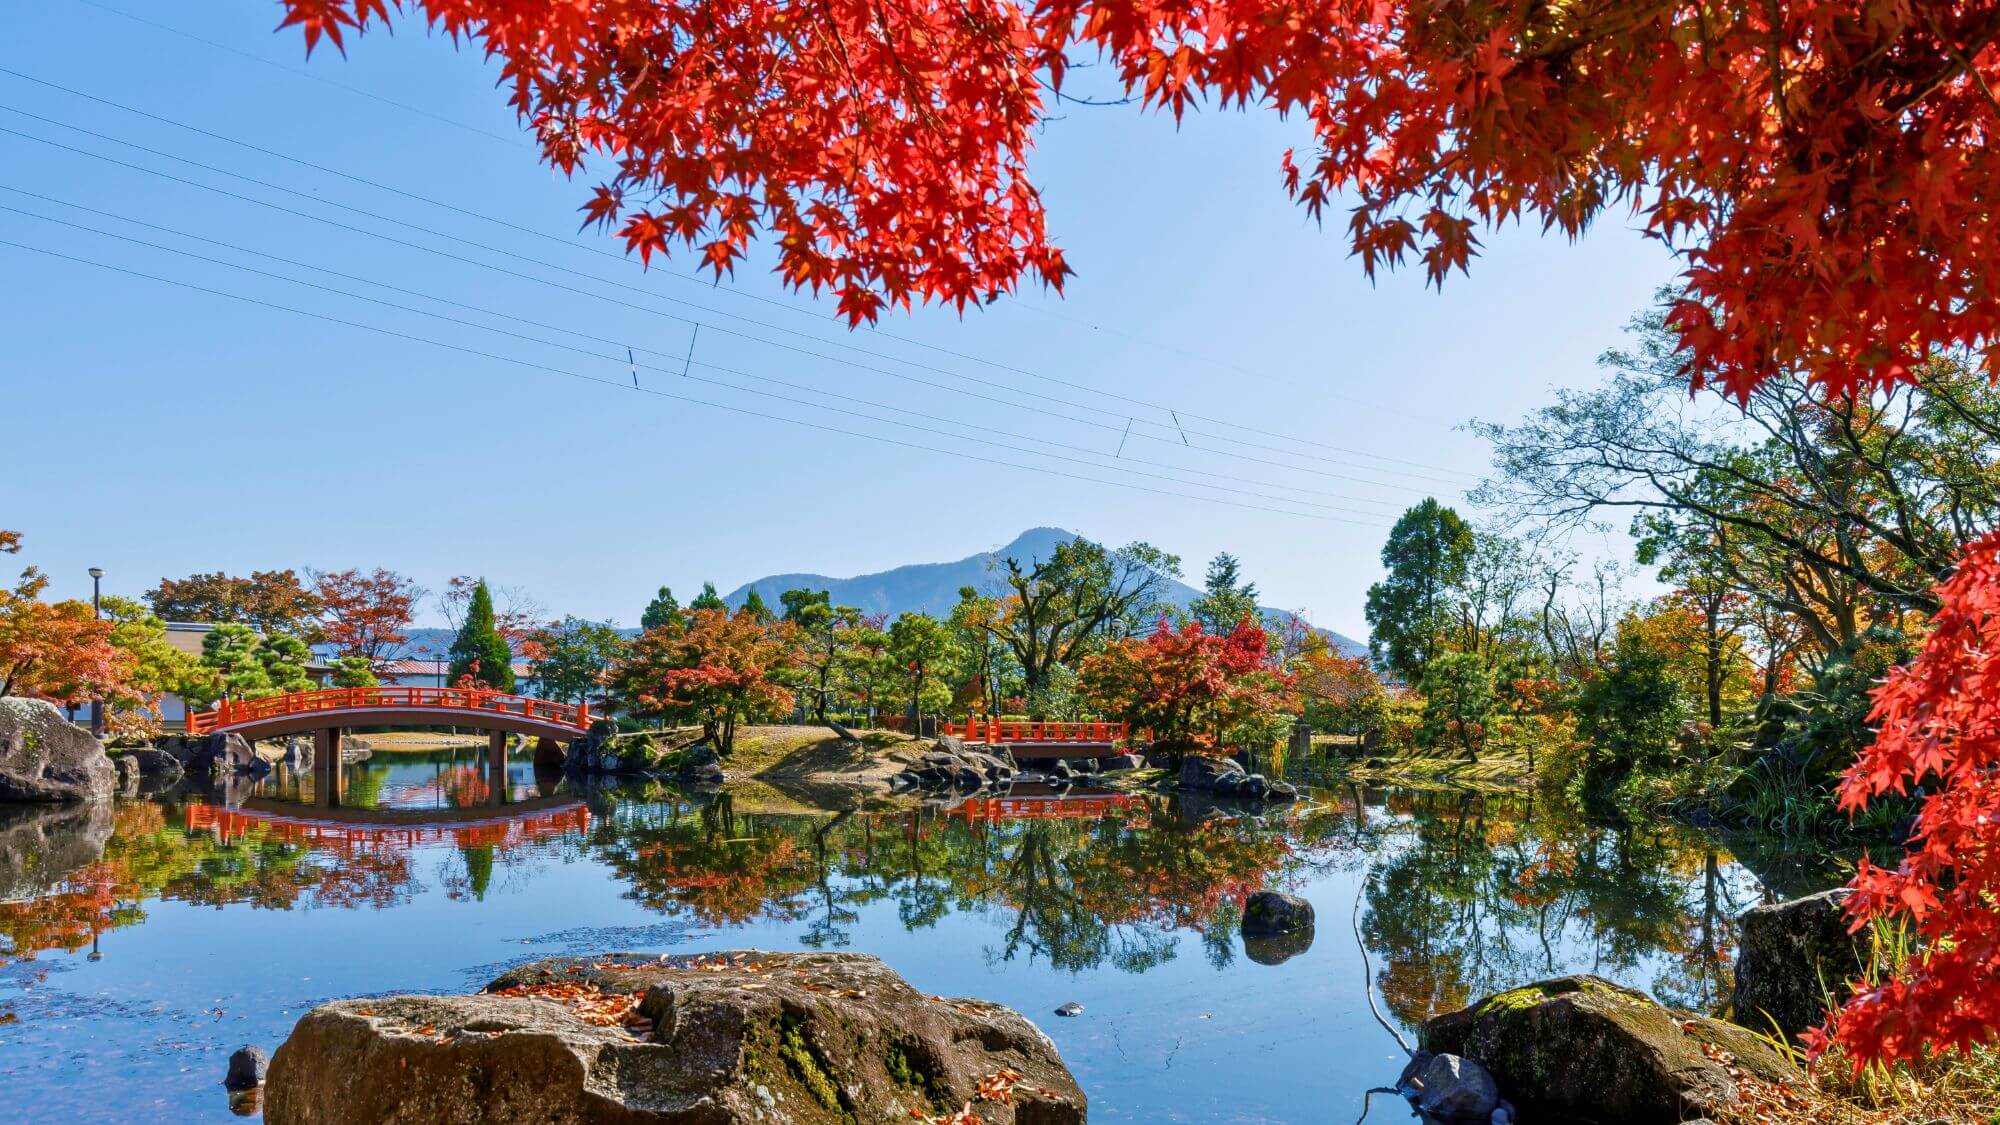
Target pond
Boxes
[0,750,1841,1122]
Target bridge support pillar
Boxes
[487,730,508,807]
[314,727,342,808]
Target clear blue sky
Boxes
[0,0,1676,639]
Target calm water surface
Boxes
[0,748,1840,1122]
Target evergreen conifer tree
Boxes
[448,580,516,690]
[639,585,683,632]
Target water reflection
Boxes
[0,779,1844,1120]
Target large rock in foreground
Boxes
[1421,975,1796,1124]
[266,950,1084,1124]
[0,698,115,803]
[1732,889,1872,1041]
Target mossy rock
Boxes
[266,951,1084,1124]
[1421,974,1797,1124]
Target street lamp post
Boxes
[88,567,104,738]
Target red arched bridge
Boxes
[186,687,588,809]
[186,686,589,741]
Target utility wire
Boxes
[0,198,1394,518]
[0,72,1480,483]
[0,233,1386,525]
[58,0,523,146]
[0,114,1464,497]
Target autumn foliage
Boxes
[1079,616,1290,760]
[618,607,797,754]
[283,1,2000,395]
[1811,531,2000,1065]
[0,531,131,704]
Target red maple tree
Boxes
[281,1,2000,395]
[1803,533,2000,1064]
[312,567,422,669]
[1079,616,1291,763]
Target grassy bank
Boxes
[1307,735,1535,788]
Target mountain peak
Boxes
[722,528,1365,657]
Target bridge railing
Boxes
[186,687,590,735]
[938,718,1131,744]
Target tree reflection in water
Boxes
[2,782,1790,1015]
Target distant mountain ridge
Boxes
[726,526,1368,657]
[392,528,1365,660]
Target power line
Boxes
[0,113,1468,497]
[0,196,1398,518]
[0,68,1481,482]
[0,233,1388,525]
[58,0,523,146]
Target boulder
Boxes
[113,753,141,797]
[1100,753,1145,772]
[225,1045,270,1090]
[1421,975,1797,1123]
[935,734,968,756]
[183,733,268,777]
[676,744,725,785]
[1732,889,1872,1041]
[265,951,1084,1125]
[1242,890,1314,936]
[1050,759,1073,780]
[532,737,566,773]
[125,747,185,783]
[1408,1052,1500,1122]
[0,799,114,902]
[0,698,116,803]
[1178,755,1245,790]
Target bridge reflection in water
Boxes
[184,797,591,852]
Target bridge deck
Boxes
[187,686,589,740]
[937,719,1132,760]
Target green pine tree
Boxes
[689,582,727,613]
[448,580,516,691]
[741,588,776,623]
[639,585,683,633]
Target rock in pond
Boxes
[0,697,115,803]
[123,747,185,784]
[1054,1001,1084,1018]
[264,950,1085,1124]
[1733,888,1873,1041]
[1395,1051,1499,1122]
[1421,975,1796,1124]
[224,1044,269,1090]
[1241,890,1313,936]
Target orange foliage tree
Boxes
[0,531,131,704]
[1079,617,1291,764]
[618,608,798,754]
[311,567,424,670]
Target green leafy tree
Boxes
[982,538,1180,703]
[1417,651,1495,760]
[1365,499,1475,685]
[100,596,213,718]
[689,582,728,613]
[528,617,628,703]
[886,613,959,731]
[639,586,684,633]
[1189,552,1260,632]
[447,580,516,691]
[1575,618,1688,801]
